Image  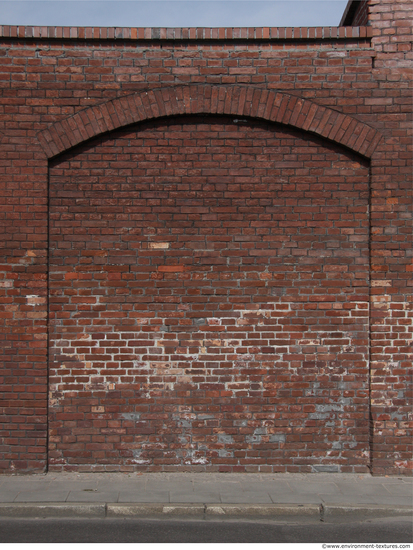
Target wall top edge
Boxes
[0,25,373,41]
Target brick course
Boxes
[0,0,411,474]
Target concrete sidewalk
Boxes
[0,472,411,519]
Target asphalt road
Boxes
[0,516,412,543]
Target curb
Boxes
[0,503,320,519]
[321,504,413,519]
[205,504,320,517]
[0,502,411,519]
[107,504,205,517]
[107,503,320,517]
[0,503,106,518]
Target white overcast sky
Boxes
[1,1,350,28]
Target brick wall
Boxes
[341,0,370,27]
[48,118,370,471]
[353,1,370,26]
[0,0,411,474]
[367,0,413,476]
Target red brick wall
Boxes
[368,0,413,476]
[0,0,411,474]
[352,1,370,26]
[48,118,370,471]
[341,1,370,27]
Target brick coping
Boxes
[0,25,372,41]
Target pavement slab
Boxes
[118,491,170,503]
[169,491,220,503]
[0,472,410,519]
[287,482,339,494]
[66,491,120,503]
[13,491,71,503]
[220,492,273,504]
[0,493,21,503]
[384,485,413,497]
[269,493,321,504]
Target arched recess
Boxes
[45,86,380,471]
[37,85,381,160]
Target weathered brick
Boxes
[0,0,411,475]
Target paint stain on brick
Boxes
[149,242,170,249]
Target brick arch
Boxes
[37,85,381,159]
